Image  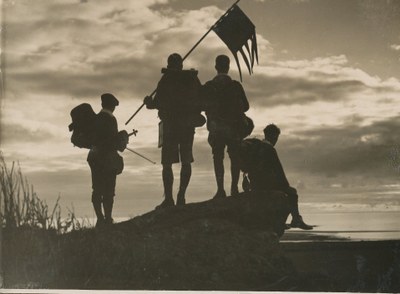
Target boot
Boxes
[213,158,225,199]
[213,189,227,199]
[156,197,175,209]
[95,218,105,228]
[230,185,239,197]
[158,164,174,210]
[290,215,313,230]
[103,198,114,225]
[92,200,104,228]
[176,163,191,206]
[176,190,186,206]
[242,174,251,193]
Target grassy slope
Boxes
[3,191,400,292]
[3,192,294,290]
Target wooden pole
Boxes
[125,0,241,125]
[126,147,156,164]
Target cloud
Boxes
[390,44,400,51]
[244,55,400,116]
[357,0,400,33]
[275,115,400,181]
[1,122,55,143]
[4,3,224,100]
[3,0,400,205]
[4,1,276,101]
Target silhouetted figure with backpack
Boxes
[87,93,124,227]
[144,53,204,208]
[203,55,250,199]
[248,124,313,230]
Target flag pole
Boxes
[125,0,241,125]
[182,0,241,61]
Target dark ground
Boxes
[278,239,400,292]
[2,192,400,291]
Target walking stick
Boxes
[126,147,156,165]
[125,0,241,125]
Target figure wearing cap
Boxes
[144,53,204,209]
[87,93,122,226]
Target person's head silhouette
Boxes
[215,54,230,74]
[101,93,119,112]
[167,53,183,70]
[263,124,281,146]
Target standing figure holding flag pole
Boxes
[128,0,259,209]
[125,0,258,126]
[144,54,204,209]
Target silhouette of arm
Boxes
[147,81,163,110]
[200,81,217,114]
[95,114,118,152]
[145,76,169,110]
[192,76,204,112]
[271,148,290,188]
[233,81,249,112]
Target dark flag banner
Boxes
[213,4,258,81]
[125,0,257,125]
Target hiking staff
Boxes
[125,0,242,125]
[119,128,155,164]
[116,128,138,152]
[126,147,156,164]
[128,129,138,137]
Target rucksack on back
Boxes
[238,138,264,173]
[216,80,245,120]
[68,103,96,149]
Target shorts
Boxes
[161,122,195,165]
[208,132,241,159]
[89,160,117,202]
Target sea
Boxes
[291,209,400,241]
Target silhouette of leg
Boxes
[103,197,114,224]
[92,197,104,226]
[90,164,105,227]
[285,187,313,230]
[286,187,300,218]
[177,163,191,206]
[230,157,240,196]
[101,171,116,225]
[157,164,175,209]
[163,164,173,200]
[209,132,226,198]
[213,157,226,198]
[228,140,240,196]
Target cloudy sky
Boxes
[1,0,400,219]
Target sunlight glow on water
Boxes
[297,211,400,240]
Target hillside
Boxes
[3,190,400,291]
[3,191,294,290]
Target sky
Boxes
[1,0,400,219]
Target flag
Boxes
[212,4,258,81]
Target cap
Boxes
[101,93,119,106]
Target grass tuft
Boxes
[0,152,84,233]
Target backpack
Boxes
[239,115,254,139]
[238,138,266,192]
[68,103,97,149]
[203,79,244,120]
[238,138,265,174]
